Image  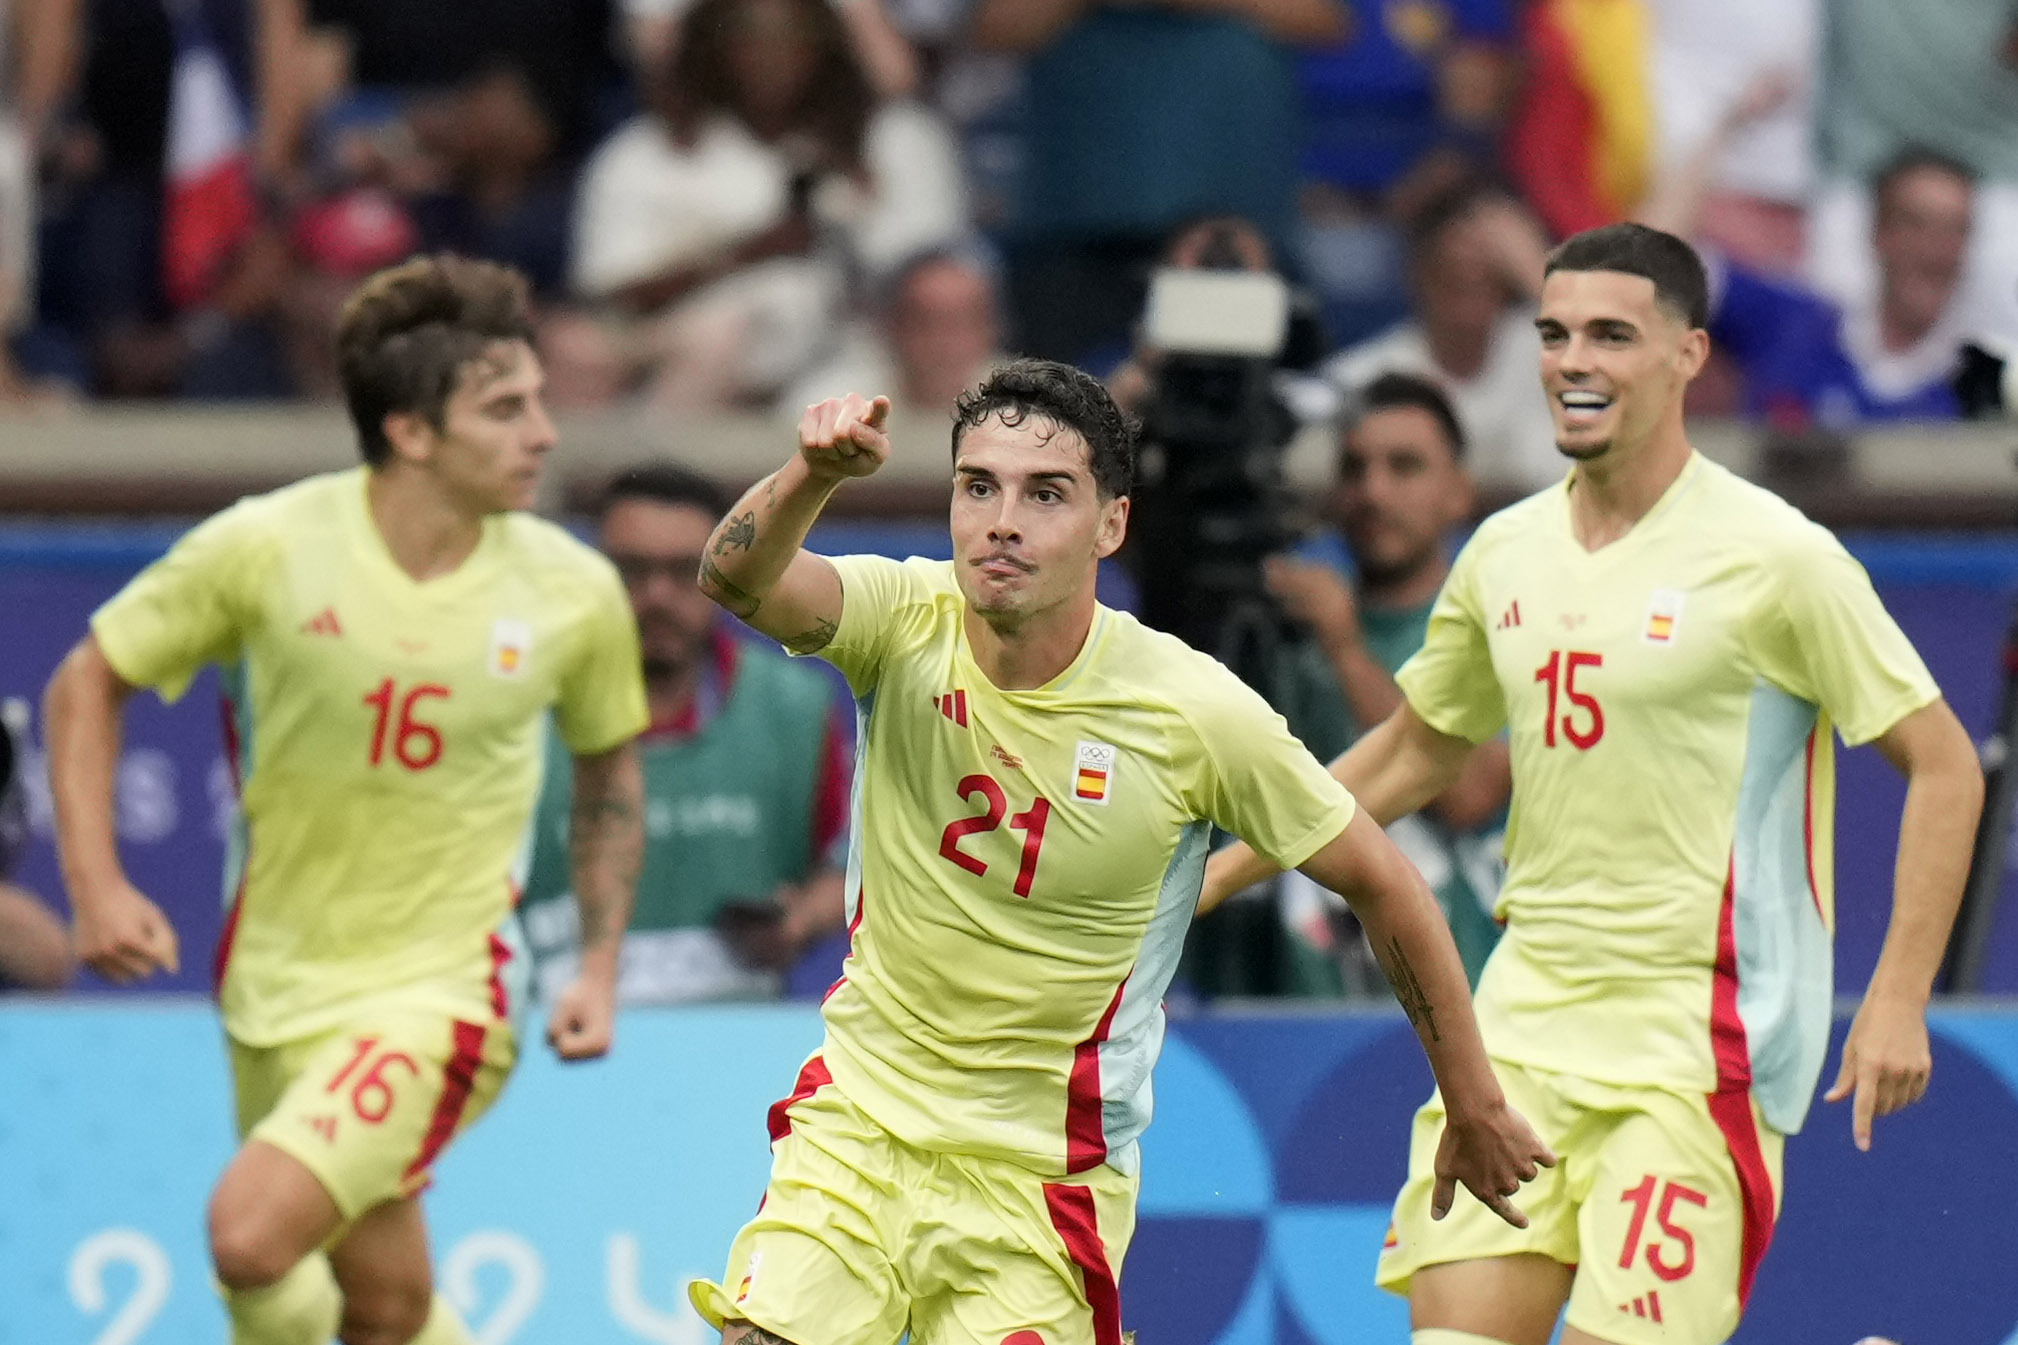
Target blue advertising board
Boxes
[4,1004,2018,1344]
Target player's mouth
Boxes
[975,552,1034,580]
[1556,390,1613,428]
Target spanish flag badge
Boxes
[1075,740,1116,805]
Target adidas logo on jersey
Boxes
[299,607,344,637]
[1495,600,1522,630]
[1620,1290,1665,1323]
[936,689,969,727]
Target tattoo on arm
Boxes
[780,616,838,654]
[699,559,762,619]
[570,768,643,949]
[713,510,757,556]
[1380,936,1440,1043]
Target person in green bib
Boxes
[1268,372,1514,989]
[521,464,852,1003]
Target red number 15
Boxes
[1535,649,1605,750]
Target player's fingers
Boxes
[1535,1142,1561,1169]
[798,401,822,448]
[152,921,181,975]
[864,394,892,429]
[1482,1189,1529,1230]
[1852,1076,1876,1152]
[1430,1173,1456,1221]
[1823,1047,1856,1103]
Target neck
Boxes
[366,466,486,581]
[1566,422,1692,552]
[1361,556,1451,613]
[963,588,1098,691]
[1879,295,1937,353]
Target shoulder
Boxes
[1692,458,1841,561]
[1465,483,1560,553]
[499,514,628,600]
[585,116,668,172]
[191,469,353,556]
[1094,611,1264,727]
[1322,323,1426,390]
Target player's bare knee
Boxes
[336,1279,433,1345]
[207,1197,298,1290]
[722,1318,800,1345]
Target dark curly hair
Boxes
[336,254,536,467]
[951,358,1139,500]
[662,0,874,175]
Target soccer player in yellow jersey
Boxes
[685,358,1554,1345]
[1204,223,1986,1345]
[42,257,650,1345]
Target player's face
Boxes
[1535,270,1706,464]
[601,499,719,679]
[1336,406,1471,587]
[950,412,1127,626]
[426,340,558,514]
[1874,166,1971,334]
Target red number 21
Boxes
[1534,649,1605,750]
[938,774,1052,897]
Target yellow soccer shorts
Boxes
[690,1055,1139,1345]
[1376,1060,1784,1345]
[230,1007,517,1220]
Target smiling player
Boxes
[43,256,648,1345]
[685,358,1553,1345]
[1202,223,1983,1345]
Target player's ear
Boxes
[1676,325,1711,382]
[1095,495,1129,559]
[381,410,436,467]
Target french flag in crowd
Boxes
[162,0,258,310]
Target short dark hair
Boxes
[951,358,1139,499]
[597,462,731,522]
[1348,372,1466,463]
[336,255,536,467]
[1544,223,1709,329]
[1872,147,1975,221]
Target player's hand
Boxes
[1264,556,1362,651]
[545,974,617,1062]
[1825,993,1932,1152]
[71,878,180,983]
[798,394,891,482]
[1433,1098,1557,1229]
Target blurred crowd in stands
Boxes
[4,0,2018,487]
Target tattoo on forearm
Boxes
[699,559,762,619]
[1381,937,1440,1043]
[781,616,838,654]
[570,780,642,948]
[713,510,757,555]
[726,1327,795,1345]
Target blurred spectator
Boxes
[1819,0,2018,184]
[28,0,308,398]
[623,0,920,104]
[1264,372,1509,989]
[970,0,1350,366]
[1322,186,1561,491]
[0,698,72,992]
[556,0,965,409]
[777,239,1006,414]
[1644,92,1985,425]
[519,465,851,1005]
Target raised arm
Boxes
[1298,809,1553,1224]
[1824,698,1982,1150]
[41,637,180,982]
[1199,703,1476,913]
[698,394,892,653]
[546,741,645,1061]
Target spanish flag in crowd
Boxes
[1505,0,1655,237]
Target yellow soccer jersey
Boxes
[1397,453,1938,1133]
[813,555,1356,1176]
[92,468,647,1046]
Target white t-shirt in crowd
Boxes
[1648,0,1820,205]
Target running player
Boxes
[42,256,649,1345]
[1203,223,1984,1345]
[686,358,1554,1344]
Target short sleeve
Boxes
[1750,529,1940,747]
[1186,665,1358,871]
[820,554,938,695]
[1394,534,1506,744]
[90,503,269,702]
[553,563,650,755]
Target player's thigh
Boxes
[688,1080,907,1345]
[908,1158,1137,1345]
[1411,1256,1578,1345]
[329,1197,436,1341]
[1563,1089,1784,1345]
[1379,1064,1583,1312]
[238,1012,516,1223]
[208,1139,346,1288]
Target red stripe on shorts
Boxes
[488,931,514,1019]
[1042,1182,1123,1345]
[403,1019,487,1182]
[766,1055,833,1143]
[1065,979,1128,1173]
[1706,1087,1777,1306]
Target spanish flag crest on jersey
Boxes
[1074,740,1116,804]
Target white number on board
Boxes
[69,1229,172,1345]
[607,1233,711,1345]
[444,1230,545,1345]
